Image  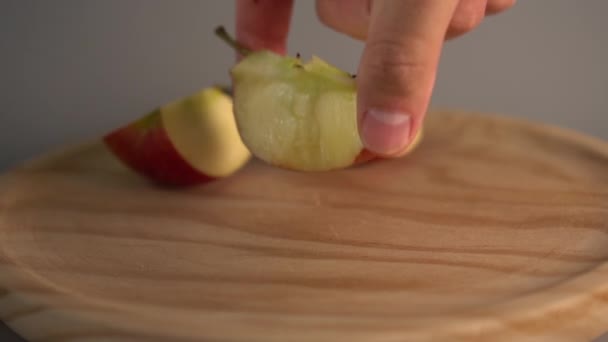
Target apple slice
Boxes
[216,26,422,172]
[103,87,251,186]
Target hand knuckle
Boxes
[363,39,430,93]
[315,0,334,27]
[365,39,428,75]
[487,0,516,14]
[450,15,480,35]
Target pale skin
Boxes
[236,0,515,157]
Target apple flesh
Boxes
[231,52,422,171]
[219,28,422,172]
[103,87,251,186]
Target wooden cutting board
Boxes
[0,110,607,342]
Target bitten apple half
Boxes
[217,27,422,172]
[103,87,251,186]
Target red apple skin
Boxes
[103,110,214,187]
[267,138,423,172]
[271,149,376,172]
[353,149,378,165]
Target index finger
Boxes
[235,0,294,56]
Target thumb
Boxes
[357,0,458,157]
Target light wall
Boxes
[1,0,606,170]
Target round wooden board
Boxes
[0,111,607,342]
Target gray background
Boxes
[1,0,607,341]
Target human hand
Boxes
[235,0,515,157]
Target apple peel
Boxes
[103,87,251,186]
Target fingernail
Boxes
[361,109,411,156]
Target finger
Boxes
[486,0,516,15]
[315,0,370,41]
[446,0,487,40]
[235,0,294,57]
[357,0,459,157]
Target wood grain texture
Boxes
[0,110,607,342]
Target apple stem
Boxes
[215,26,251,56]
